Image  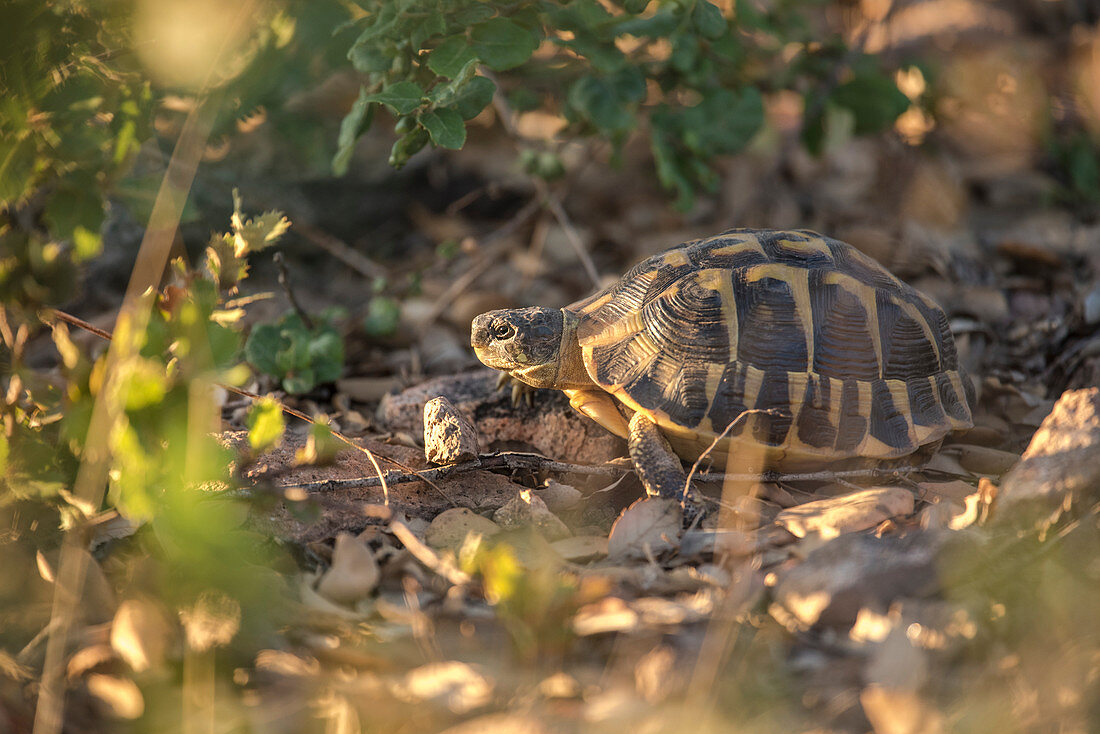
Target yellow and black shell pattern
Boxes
[570,229,974,469]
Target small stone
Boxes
[424,508,501,552]
[492,491,571,541]
[550,535,608,562]
[998,388,1100,513]
[423,396,480,465]
[539,480,583,514]
[952,445,1020,476]
[316,533,380,604]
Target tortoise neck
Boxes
[554,310,592,389]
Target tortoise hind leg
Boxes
[627,412,701,509]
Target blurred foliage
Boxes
[337,0,910,208]
[0,193,294,715]
[244,309,346,394]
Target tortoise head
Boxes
[472,307,587,389]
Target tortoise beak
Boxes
[470,312,493,350]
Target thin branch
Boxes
[294,223,388,281]
[274,252,314,330]
[484,69,601,290]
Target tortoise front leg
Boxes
[563,389,630,439]
[627,412,701,509]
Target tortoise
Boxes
[471,228,974,503]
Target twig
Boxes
[294,224,388,281]
[44,306,447,506]
[417,196,542,331]
[484,69,601,290]
[684,409,782,496]
[389,519,471,586]
[273,252,314,330]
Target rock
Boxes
[997,388,1100,514]
[424,508,501,552]
[952,445,1019,476]
[550,535,608,562]
[492,491,571,541]
[770,532,946,631]
[423,396,480,465]
[378,370,625,465]
[775,487,915,540]
[539,480,583,514]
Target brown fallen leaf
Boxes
[110,598,174,673]
[86,674,144,720]
[775,487,915,540]
[392,661,494,713]
[607,497,682,561]
[493,490,571,541]
[952,445,1020,476]
[316,533,381,605]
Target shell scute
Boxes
[570,229,971,465]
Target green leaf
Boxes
[451,76,496,120]
[429,35,477,79]
[420,108,466,149]
[366,81,425,115]
[567,76,635,137]
[471,18,539,71]
[244,324,285,377]
[42,184,105,249]
[283,370,316,395]
[362,296,401,338]
[333,86,376,176]
[692,1,727,39]
[0,432,9,475]
[296,418,342,465]
[307,330,344,384]
[830,72,910,135]
[389,128,429,168]
[247,398,285,454]
[0,133,36,204]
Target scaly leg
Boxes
[627,412,703,517]
[563,388,630,439]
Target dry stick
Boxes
[389,520,471,586]
[418,196,542,331]
[273,252,314,330]
[32,77,232,734]
[44,308,454,507]
[484,69,602,290]
[294,223,388,281]
[683,408,782,498]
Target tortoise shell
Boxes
[569,228,974,469]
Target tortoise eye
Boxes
[490,322,515,340]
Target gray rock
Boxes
[997,388,1100,516]
[423,396,480,465]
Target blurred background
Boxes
[2,0,1099,731]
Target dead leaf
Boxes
[438,714,547,734]
[775,487,915,540]
[573,597,639,636]
[111,598,173,673]
[607,497,682,561]
[394,661,493,713]
[316,533,381,605]
[86,674,144,719]
[861,685,946,734]
[493,491,571,541]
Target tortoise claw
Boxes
[494,372,538,407]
